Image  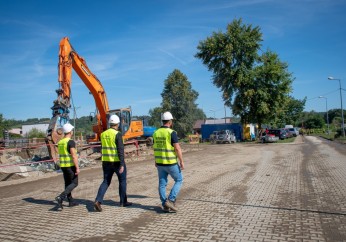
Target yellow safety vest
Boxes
[58,137,75,167]
[101,128,120,162]
[153,128,177,165]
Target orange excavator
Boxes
[46,37,144,162]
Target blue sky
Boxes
[1,0,346,120]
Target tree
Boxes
[242,50,293,128]
[195,18,262,108]
[326,108,346,127]
[160,69,202,137]
[191,107,207,121]
[0,114,9,138]
[276,96,306,127]
[148,107,163,128]
[26,128,46,138]
[304,116,324,129]
[195,18,294,129]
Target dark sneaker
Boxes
[162,204,170,212]
[120,202,133,207]
[69,201,79,207]
[162,204,176,213]
[164,200,177,212]
[55,196,63,210]
[94,201,102,212]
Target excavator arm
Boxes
[46,37,144,162]
[46,37,109,161]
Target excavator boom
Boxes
[46,37,143,162]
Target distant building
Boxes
[8,128,22,135]
[193,118,232,134]
[204,118,232,125]
[22,124,49,137]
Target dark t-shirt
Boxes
[66,140,76,154]
[115,132,125,166]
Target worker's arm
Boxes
[171,131,184,170]
[68,140,80,175]
[173,143,184,170]
[115,132,125,174]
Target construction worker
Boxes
[55,123,80,209]
[153,111,184,212]
[94,114,132,212]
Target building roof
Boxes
[205,118,232,125]
[193,120,205,129]
[193,118,233,129]
[8,128,22,135]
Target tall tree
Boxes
[148,107,163,128]
[277,96,306,127]
[0,114,9,138]
[161,69,201,137]
[195,18,262,108]
[195,18,294,129]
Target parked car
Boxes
[284,128,293,138]
[260,130,279,143]
[209,131,219,144]
[270,129,287,140]
[288,127,299,137]
[216,129,236,144]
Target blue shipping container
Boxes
[143,126,157,137]
[201,123,243,141]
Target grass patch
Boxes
[277,137,295,143]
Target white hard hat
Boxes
[161,111,174,121]
[109,114,120,124]
[63,123,74,133]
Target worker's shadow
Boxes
[23,195,164,213]
[22,197,95,212]
[126,194,166,214]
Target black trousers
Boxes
[95,162,128,204]
[60,166,78,201]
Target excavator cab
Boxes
[108,108,144,141]
[108,108,131,134]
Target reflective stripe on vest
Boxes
[101,128,120,162]
[58,137,75,167]
[153,128,177,165]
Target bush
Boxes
[335,128,346,138]
[27,128,46,138]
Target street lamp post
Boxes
[328,77,345,137]
[73,106,81,141]
[318,96,330,134]
[209,109,216,124]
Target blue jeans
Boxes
[157,164,183,206]
[95,162,128,204]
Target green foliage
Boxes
[26,128,46,138]
[195,18,295,129]
[0,114,11,138]
[196,19,262,108]
[325,109,345,126]
[150,69,205,137]
[148,107,163,128]
[72,116,94,136]
[275,96,306,127]
[304,116,324,129]
[161,69,201,137]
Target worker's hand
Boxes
[75,167,80,175]
[119,166,124,174]
[180,161,184,170]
